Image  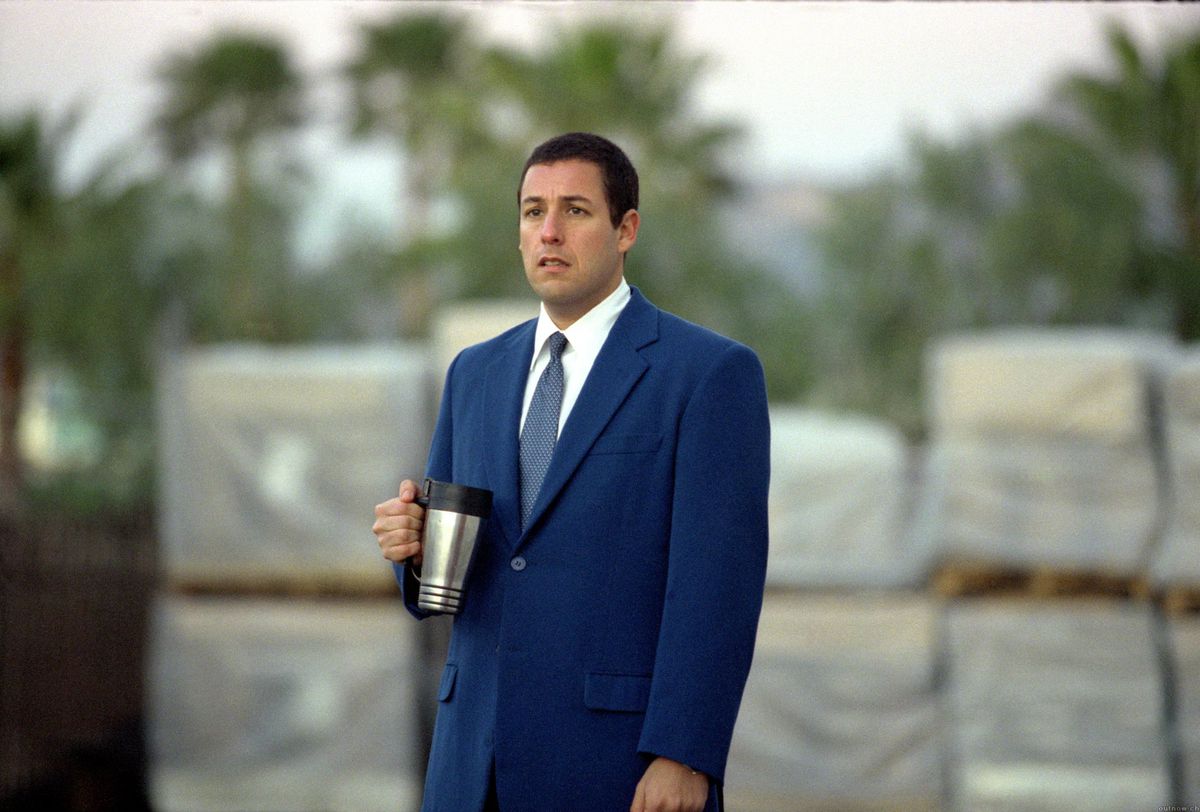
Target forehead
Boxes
[520,159,606,202]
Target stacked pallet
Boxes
[150,344,434,811]
[943,600,1171,810]
[726,592,942,810]
[1161,357,1200,806]
[1153,351,1200,603]
[921,330,1172,579]
[1170,617,1200,804]
[156,344,433,591]
[1152,351,1200,804]
[148,598,420,811]
[917,331,1182,808]
[765,407,927,588]
[726,408,941,809]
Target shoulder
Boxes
[624,286,759,365]
[641,303,762,381]
[658,309,755,359]
[619,294,766,411]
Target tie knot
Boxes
[548,332,568,360]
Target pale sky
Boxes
[1,1,1197,259]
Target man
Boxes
[374,132,769,812]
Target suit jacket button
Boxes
[510,556,527,571]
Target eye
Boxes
[523,207,542,218]
[568,206,586,215]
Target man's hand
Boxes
[630,756,709,812]
[373,479,425,565]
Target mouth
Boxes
[538,256,570,269]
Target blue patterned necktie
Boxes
[520,332,568,529]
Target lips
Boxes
[539,255,569,268]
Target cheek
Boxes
[577,233,604,260]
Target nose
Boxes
[540,211,563,244]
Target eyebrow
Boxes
[520,194,595,207]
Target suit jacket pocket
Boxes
[438,663,458,702]
[589,433,662,455]
[584,672,652,713]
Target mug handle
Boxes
[416,477,433,509]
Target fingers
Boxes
[374,518,422,563]
[631,758,707,812]
[630,777,646,812]
[372,511,421,539]
[374,481,426,563]
[374,497,423,520]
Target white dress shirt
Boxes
[520,279,631,437]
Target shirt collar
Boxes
[530,278,631,369]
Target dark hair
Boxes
[519,132,639,228]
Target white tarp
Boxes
[922,437,1160,571]
[147,595,421,812]
[1171,617,1200,805]
[431,299,537,379]
[921,330,1172,573]
[929,331,1165,441]
[157,344,433,587]
[943,599,1170,811]
[1152,351,1200,585]
[767,408,925,587]
[725,592,942,810]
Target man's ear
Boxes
[617,209,640,253]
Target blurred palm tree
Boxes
[816,107,1145,435]
[988,120,1143,324]
[1060,25,1200,339]
[0,110,169,512]
[344,14,488,333]
[345,13,484,237]
[484,24,750,319]
[0,112,69,505]
[481,23,814,397]
[810,23,1200,434]
[338,14,811,398]
[486,24,740,200]
[473,24,780,322]
[154,32,304,338]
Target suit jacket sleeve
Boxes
[396,352,461,619]
[636,341,771,783]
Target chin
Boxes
[530,277,573,300]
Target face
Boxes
[519,159,639,328]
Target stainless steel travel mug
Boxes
[415,478,493,614]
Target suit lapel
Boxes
[519,288,659,541]
[483,321,535,550]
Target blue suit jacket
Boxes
[397,288,770,812]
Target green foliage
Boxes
[345,14,481,149]
[814,23,1200,436]
[11,13,1197,511]
[988,121,1143,323]
[338,14,812,398]
[815,123,1154,435]
[155,33,304,160]
[0,110,75,323]
[0,111,169,513]
[155,31,309,342]
[1,32,328,515]
[1057,24,1200,338]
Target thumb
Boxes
[399,479,419,502]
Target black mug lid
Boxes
[422,478,493,518]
